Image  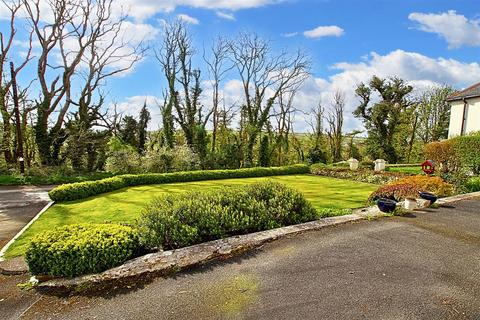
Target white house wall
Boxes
[448,97,480,138]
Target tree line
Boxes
[0,0,453,175]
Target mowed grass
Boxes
[5,174,377,258]
[386,166,423,175]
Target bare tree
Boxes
[307,100,324,146]
[24,0,141,165]
[0,0,33,164]
[203,36,233,153]
[229,32,310,166]
[65,10,147,170]
[325,90,345,162]
[155,20,210,153]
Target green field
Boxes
[5,174,377,258]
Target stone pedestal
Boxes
[374,159,386,172]
[347,158,359,171]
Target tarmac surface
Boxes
[1,198,480,320]
[0,186,51,250]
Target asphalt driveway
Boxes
[0,186,51,250]
[2,198,480,320]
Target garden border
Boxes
[35,190,480,292]
[36,205,383,291]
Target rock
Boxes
[0,256,28,275]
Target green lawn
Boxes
[5,174,377,258]
[386,166,423,175]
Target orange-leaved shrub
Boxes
[424,140,458,173]
[368,183,421,202]
[391,175,454,197]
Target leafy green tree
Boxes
[354,76,414,163]
[119,116,139,148]
[258,135,270,167]
[193,125,208,168]
[306,144,327,164]
[137,102,151,154]
[416,85,454,143]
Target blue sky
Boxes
[3,0,480,132]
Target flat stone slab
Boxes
[38,206,383,291]
[0,256,28,275]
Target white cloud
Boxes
[303,25,344,39]
[409,10,480,48]
[282,32,298,38]
[113,50,480,134]
[113,0,283,22]
[177,13,200,25]
[216,11,236,21]
[290,50,480,132]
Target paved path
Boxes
[2,198,480,320]
[0,186,52,250]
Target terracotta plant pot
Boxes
[377,198,397,213]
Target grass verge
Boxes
[5,174,377,258]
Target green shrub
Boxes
[25,224,141,277]
[451,133,480,174]
[49,165,310,202]
[137,181,318,250]
[465,176,480,193]
[425,133,480,174]
[105,148,142,174]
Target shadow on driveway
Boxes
[3,198,480,320]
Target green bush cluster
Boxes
[451,134,480,174]
[465,176,480,193]
[49,165,310,202]
[138,181,318,250]
[25,224,141,277]
[425,132,480,174]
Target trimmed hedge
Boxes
[49,165,310,202]
[138,181,319,250]
[25,224,141,277]
[425,133,480,174]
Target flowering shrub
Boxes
[310,164,405,184]
[424,140,458,173]
[392,175,454,197]
[368,183,421,202]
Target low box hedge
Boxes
[48,165,310,202]
[138,181,319,250]
[25,224,141,277]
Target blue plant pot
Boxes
[377,198,397,213]
[419,192,437,204]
